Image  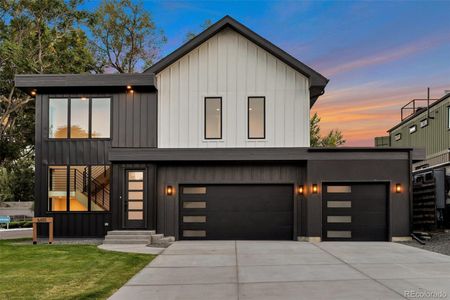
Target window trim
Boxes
[204,97,222,140]
[409,125,417,134]
[48,96,112,140]
[394,133,402,141]
[47,164,111,213]
[247,96,266,139]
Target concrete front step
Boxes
[103,239,151,244]
[151,236,175,248]
[104,235,152,240]
[107,230,155,236]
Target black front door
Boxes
[124,170,146,228]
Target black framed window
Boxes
[394,133,401,141]
[409,125,417,134]
[48,165,110,212]
[204,97,222,139]
[49,97,111,139]
[49,99,68,138]
[420,119,428,128]
[448,106,450,129]
[248,96,265,139]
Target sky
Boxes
[85,0,450,146]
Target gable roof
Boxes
[145,16,329,107]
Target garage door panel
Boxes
[323,183,388,241]
[179,184,293,240]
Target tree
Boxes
[89,0,166,73]
[0,0,96,165]
[184,19,212,42]
[310,112,345,147]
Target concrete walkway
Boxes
[109,241,450,300]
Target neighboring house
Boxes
[375,92,450,229]
[15,16,419,242]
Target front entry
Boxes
[124,170,146,228]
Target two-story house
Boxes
[16,16,418,242]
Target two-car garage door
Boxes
[179,184,293,240]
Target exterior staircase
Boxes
[103,230,175,247]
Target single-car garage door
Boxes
[179,184,293,240]
[322,183,388,241]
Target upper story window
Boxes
[248,97,265,139]
[409,125,417,134]
[204,97,222,139]
[49,97,111,139]
[420,119,428,128]
[395,133,401,141]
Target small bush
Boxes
[2,221,33,229]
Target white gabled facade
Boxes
[156,28,311,148]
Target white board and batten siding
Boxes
[156,27,310,148]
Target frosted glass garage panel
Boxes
[327,186,352,193]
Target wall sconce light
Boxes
[166,185,174,196]
[312,184,318,194]
[297,185,304,195]
[395,183,402,193]
[126,85,132,90]
[129,89,134,94]
[31,90,37,96]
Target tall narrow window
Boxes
[49,99,68,138]
[204,97,222,139]
[90,166,111,211]
[248,97,265,139]
[92,98,111,138]
[70,98,89,138]
[48,166,68,211]
[448,107,450,129]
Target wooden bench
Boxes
[0,215,10,229]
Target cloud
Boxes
[317,34,450,77]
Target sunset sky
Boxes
[86,0,450,146]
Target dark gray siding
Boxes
[112,92,157,148]
[157,163,306,239]
[305,159,411,240]
[35,90,157,237]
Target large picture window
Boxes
[49,97,111,139]
[48,165,111,212]
[204,97,222,139]
[248,97,265,139]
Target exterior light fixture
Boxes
[312,184,318,194]
[126,85,132,90]
[31,90,37,96]
[129,89,134,94]
[166,185,174,196]
[297,185,304,195]
[395,184,402,193]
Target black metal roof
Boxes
[14,73,155,94]
[145,15,329,107]
[388,92,450,132]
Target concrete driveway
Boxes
[110,241,450,300]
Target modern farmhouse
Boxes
[15,16,420,242]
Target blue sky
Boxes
[85,0,450,145]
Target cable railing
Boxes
[50,168,110,211]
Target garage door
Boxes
[322,183,388,241]
[179,184,293,240]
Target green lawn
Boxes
[0,239,155,300]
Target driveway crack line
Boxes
[312,243,408,299]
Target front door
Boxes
[124,170,146,228]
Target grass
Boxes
[0,239,155,300]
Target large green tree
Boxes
[310,112,345,147]
[0,0,96,201]
[89,0,166,73]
